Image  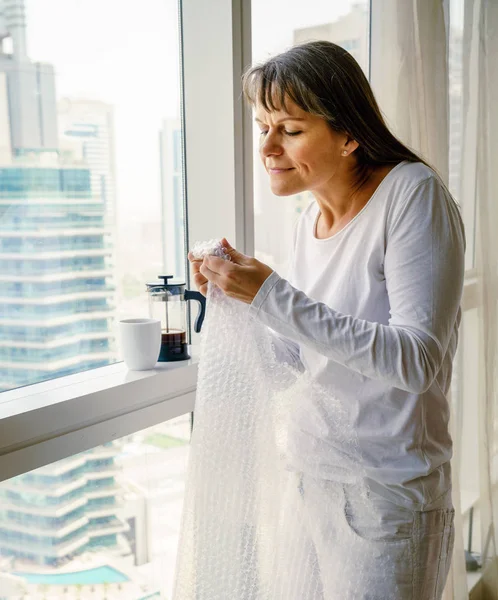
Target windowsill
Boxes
[0,348,199,482]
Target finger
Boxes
[188,252,204,266]
[220,239,249,265]
[190,257,205,275]
[200,261,221,286]
[204,254,236,275]
[194,272,208,288]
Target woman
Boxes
[188,41,465,599]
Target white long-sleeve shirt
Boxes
[249,161,466,510]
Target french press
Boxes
[146,275,206,361]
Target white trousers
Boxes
[298,474,455,600]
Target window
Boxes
[448,0,471,269]
[0,416,190,597]
[251,1,370,273]
[0,0,187,393]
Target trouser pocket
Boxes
[343,488,416,544]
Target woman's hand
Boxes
[187,252,209,297]
[189,239,273,304]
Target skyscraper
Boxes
[58,98,118,226]
[293,2,369,70]
[0,0,116,392]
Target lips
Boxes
[268,167,294,174]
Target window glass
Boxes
[0,0,186,393]
[251,1,370,273]
[448,0,471,268]
[0,415,190,597]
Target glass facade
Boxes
[0,168,91,195]
[0,164,116,391]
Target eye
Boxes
[285,130,302,136]
[259,130,268,136]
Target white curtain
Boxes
[371,0,498,597]
[468,0,498,590]
[370,0,449,179]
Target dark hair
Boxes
[242,40,429,172]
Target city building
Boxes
[58,97,118,231]
[0,0,116,392]
[293,2,369,71]
[0,444,130,567]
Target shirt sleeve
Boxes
[263,217,305,372]
[249,176,466,394]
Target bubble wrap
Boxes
[174,245,401,599]
[190,239,230,261]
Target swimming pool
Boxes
[14,565,129,586]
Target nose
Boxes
[259,130,283,159]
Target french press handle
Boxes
[184,290,206,333]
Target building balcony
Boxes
[0,289,114,306]
[0,195,101,205]
[85,499,124,519]
[87,519,129,538]
[0,352,115,372]
[1,475,89,497]
[0,516,89,539]
[0,242,112,254]
[0,248,113,260]
[0,532,90,559]
[0,496,88,518]
[0,227,112,239]
[0,311,113,328]
[85,467,120,481]
[0,260,111,277]
[0,311,114,330]
[0,285,115,299]
[85,445,121,460]
[0,269,113,284]
[0,332,111,351]
[85,483,122,501]
[32,456,88,477]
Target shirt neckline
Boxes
[311,160,409,242]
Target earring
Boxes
[342,150,348,156]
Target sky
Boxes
[26,0,180,226]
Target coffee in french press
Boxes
[146,275,206,361]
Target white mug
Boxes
[119,318,161,371]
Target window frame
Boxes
[0,0,252,481]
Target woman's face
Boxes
[255,98,351,197]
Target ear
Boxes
[344,136,360,154]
